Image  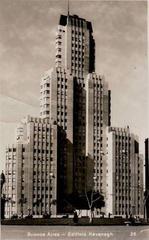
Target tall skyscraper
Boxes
[40,13,111,195]
[106,127,144,217]
[4,13,110,217]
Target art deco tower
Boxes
[40,13,111,195]
[4,7,145,219]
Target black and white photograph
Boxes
[0,0,149,239]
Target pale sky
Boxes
[0,0,148,170]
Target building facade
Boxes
[106,127,144,217]
[4,145,17,218]
[145,138,149,220]
[86,73,111,195]
[5,116,67,217]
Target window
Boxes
[56,54,61,58]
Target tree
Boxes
[81,190,105,223]
[66,190,105,223]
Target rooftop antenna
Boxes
[67,0,70,16]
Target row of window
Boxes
[93,126,103,132]
[72,42,85,49]
[57,77,67,82]
[33,179,52,184]
[33,149,52,154]
[115,137,131,141]
[5,170,16,175]
[33,194,52,199]
[5,163,16,167]
[72,49,85,56]
[33,171,53,176]
[72,30,85,36]
[7,148,16,152]
[33,164,50,169]
[57,84,67,89]
[72,56,84,62]
[41,90,50,94]
[34,135,50,141]
[34,127,50,131]
[33,143,50,148]
[93,169,103,173]
[42,111,50,115]
[40,96,50,101]
[40,83,50,89]
[115,211,136,215]
[72,69,84,75]
[93,83,103,88]
[57,110,67,116]
[115,141,131,145]
[34,138,51,143]
[33,186,52,191]
[116,204,141,208]
[72,35,85,41]
[58,28,65,33]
